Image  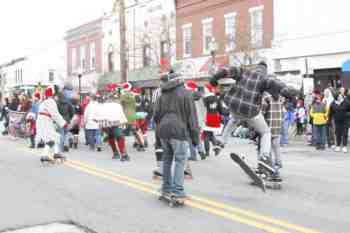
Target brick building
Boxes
[65,18,104,93]
[175,0,274,79]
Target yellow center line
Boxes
[68,159,321,233]
[65,161,291,233]
[20,147,322,233]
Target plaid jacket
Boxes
[262,93,283,137]
[224,65,289,119]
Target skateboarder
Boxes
[154,71,199,201]
[211,62,297,172]
[261,92,284,180]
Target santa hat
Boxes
[185,80,198,93]
[203,84,215,97]
[122,82,132,92]
[131,87,141,95]
[34,92,41,100]
[45,86,54,98]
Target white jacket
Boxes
[84,101,100,129]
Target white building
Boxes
[110,0,176,88]
[0,43,66,97]
[273,0,350,91]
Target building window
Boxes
[20,69,23,84]
[72,48,77,70]
[250,6,264,48]
[225,12,237,52]
[49,71,54,82]
[108,51,114,72]
[202,18,213,55]
[160,41,169,60]
[182,24,192,58]
[80,45,86,70]
[143,44,151,67]
[90,42,96,70]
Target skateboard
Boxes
[158,194,185,208]
[230,153,266,192]
[152,170,193,180]
[40,154,66,166]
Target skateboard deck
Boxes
[159,194,185,207]
[152,170,193,180]
[230,153,266,192]
[40,155,66,166]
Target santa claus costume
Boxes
[202,84,224,158]
[36,86,67,161]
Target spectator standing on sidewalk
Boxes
[323,88,335,148]
[280,98,294,146]
[154,72,199,201]
[329,87,350,153]
[310,94,328,150]
[295,99,306,135]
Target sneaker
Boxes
[335,147,341,152]
[112,153,120,160]
[213,146,221,156]
[258,156,275,174]
[121,154,130,161]
[199,152,206,160]
[97,147,102,152]
[137,145,146,152]
[331,145,336,149]
[342,147,348,153]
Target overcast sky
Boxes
[0,0,112,64]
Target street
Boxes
[0,133,349,233]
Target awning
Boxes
[341,59,350,88]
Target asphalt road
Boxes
[0,133,349,233]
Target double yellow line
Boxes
[22,147,321,233]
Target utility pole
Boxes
[113,0,127,83]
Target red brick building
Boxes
[65,18,104,92]
[175,0,274,79]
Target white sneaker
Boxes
[335,147,341,152]
[342,147,348,153]
[331,145,336,149]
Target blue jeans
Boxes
[86,129,97,150]
[315,125,326,147]
[96,129,102,146]
[280,120,290,145]
[161,138,189,197]
[59,128,69,153]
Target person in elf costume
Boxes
[100,85,130,161]
[120,82,146,152]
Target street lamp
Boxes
[77,67,83,104]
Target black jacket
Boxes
[330,96,350,123]
[153,79,199,145]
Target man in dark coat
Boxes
[153,72,199,200]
